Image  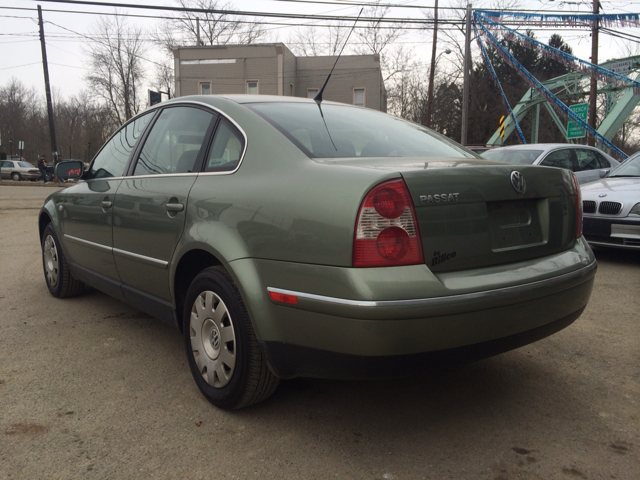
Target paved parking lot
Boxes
[1,185,638,479]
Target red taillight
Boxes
[353,178,424,267]
[28,169,39,174]
[572,173,582,239]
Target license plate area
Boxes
[488,199,546,251]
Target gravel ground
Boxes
[1,185,638,479]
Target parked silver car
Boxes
[581,151,640,249]
[482,143,620,184]
[0,159,41,181]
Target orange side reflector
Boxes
[268,291,298,305]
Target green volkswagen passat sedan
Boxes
[40,95,596,409]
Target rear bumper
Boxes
[265,306,585,380]
[227,238,596,379]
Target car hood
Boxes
[581,177,640,196]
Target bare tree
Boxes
[287,21,349,57]
[154,0,267,52]
[152,60,175,99]
[352,0,405,56]
[85,15,147,126]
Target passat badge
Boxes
[420,193,459,204]
[510,171,526,195]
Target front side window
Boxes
[353,88,365,107]
[248,102,474,159]
[200,83,211,95]
[575,149,601,171]
[205,119,245,172]
[541,149,574,170]
[593,151,611,169]
[90,110,155,178]
[246,81,259,95]
[134,106,216,176]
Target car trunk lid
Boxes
[323,157,578,272]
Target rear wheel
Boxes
[183,267,279,409]
[11,172,21,181]
[42,223,85,298]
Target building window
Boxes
[307,88,319,99]
[246,81,259,94]
[200,82,211,95]
[353,88,365,107]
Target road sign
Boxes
[499,115,505,138]
[567,103,588,139]
[609,60,633,75]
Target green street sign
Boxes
[567,103,588,139]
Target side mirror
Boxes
[599,169,610,178]
[56,160,84,180]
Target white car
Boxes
[0,159,41,181]
[581,151,640,250]
[482,143,620,184]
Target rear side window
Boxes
[205,119,245,172]
[90,111,155,178]
[134,106,216,176]
[541,149,574,170]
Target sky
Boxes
[0,0,639,100]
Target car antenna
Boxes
[313,8,363,153]
[314,8,363,106]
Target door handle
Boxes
[165,203,184,212]
[101,200,113,209]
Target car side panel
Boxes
[112,175,198,302]
[59,179,122,282]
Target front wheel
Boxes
[42,223,85,298]
[183,267,279,409]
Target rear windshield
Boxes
[247,102,475,159]
[19,162,34,168]
[482,149,543,164]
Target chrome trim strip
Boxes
[112,248,169,268]
[267,261,597,308]
[64,234,112,253]
[64,235,169,267]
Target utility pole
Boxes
[587,0,599,146]
[461,2,472,146]
[38,5,58,173]
[426,0,439,129]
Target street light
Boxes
[426,48,452,129]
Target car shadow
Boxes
[590,246,640,266]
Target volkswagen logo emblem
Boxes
[510,171,526,195]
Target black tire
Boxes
[183,266,279,409]
[11,172,21,181]
[42,223,85,298]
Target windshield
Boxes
[481,149,543,164]
[18,162,34,168]
[609,155,640,177]
[247,102,475,159]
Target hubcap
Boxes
[43,234,59,287]
[189,291,236,388]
